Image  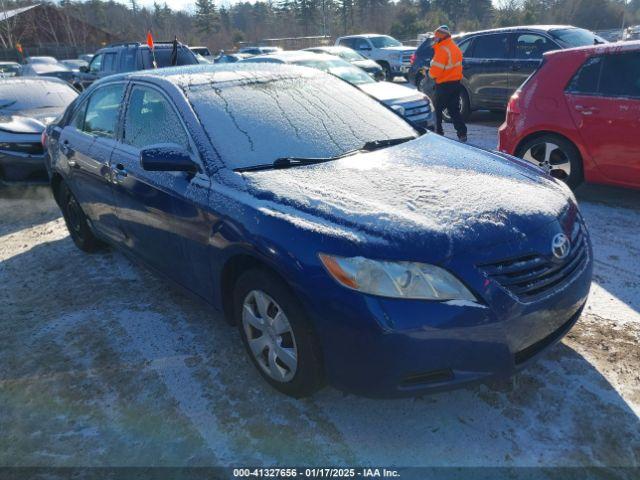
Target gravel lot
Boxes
[1,117,638,474]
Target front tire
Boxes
[234,269,324,398]
[516,134,584,189]
[443,88,470,122]
[59,182,105,252]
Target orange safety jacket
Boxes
[428,37,463,84]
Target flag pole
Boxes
[147,30,157,69]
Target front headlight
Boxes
[319,254,476,301]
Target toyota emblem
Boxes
[551,233,571,260]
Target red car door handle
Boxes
[574,105,599,115]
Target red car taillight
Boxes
[410,53,416,65]
[507,92,521,115]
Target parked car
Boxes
[334,34,415,79]
[61,59,89,72]
[190,46,213,60]
[46,64,592,398]
[242,51,433,128]
[74,41,199,90]
[499,41,640,190]
[238,46,282,56]
[193,53,211,64]
[20,61,75,84]
[78,54,94,63]
[214,53,252,64]
[0,62,22,77]
[303,46,385,81]
[0,77,77,183]
[410,25,607,120]
[623,26,640,41]
[24,56,59,65]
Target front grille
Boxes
[478,222,588,303]
[402,99,431,121]
[401,54,413,65]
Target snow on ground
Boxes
[0,120,638,472]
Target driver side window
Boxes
[122,86,190,151]
[89,54,103,73]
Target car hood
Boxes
[0,108,63,133]
[241,134,572,261]
[381,46,416,53]
[358,81,425,104]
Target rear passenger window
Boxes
[83,83,125,138]
[470,34,510,59]
[599,52,640,98]
[514,34,556,60]
[102,53,117,72]
[566,56,603,94]
[121,49,137,72]
[339,38,355,49]
[123,86,190,150]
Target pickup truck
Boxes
[334,34,415,80]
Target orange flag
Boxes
[146,31,154,50]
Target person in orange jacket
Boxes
[427,25,467,142]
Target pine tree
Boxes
[195,0,220,35]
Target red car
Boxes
[499,41,640,189]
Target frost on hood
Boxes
[182,65,415,170]
[241,134,571,246]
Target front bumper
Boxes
[0,152,48,183]
[297,219,593,397]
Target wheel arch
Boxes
[50,172,64,206]
[514,130,582,161]
[219,252,295,326]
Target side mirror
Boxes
[79,65,89,73]
[140,145,198,173]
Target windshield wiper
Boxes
[236,155,349,173]
[235,136,416,173]
[361,136,415,152]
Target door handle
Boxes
[112,163,128,183]
[61,140,73,156]
[574,105,599,115]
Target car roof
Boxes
[92,63,329,90]
[338,33,392,39]
[544,39,640,58]
[459,25,578,37]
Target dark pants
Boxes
[434,80,467,137]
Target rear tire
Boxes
[59,182,105,252]
[516,134,584,189]
[234,269,324,398]
[443,88,470,122]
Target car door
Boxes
[565,51,640,186]
[59,83,126,242]
[510,33,559,91]
[464,33,513,109]
[110,83,213,296]
[354,38,373,58]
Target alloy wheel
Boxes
[522,141,571,177]
[242,290,298,383]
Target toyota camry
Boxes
[45,65,592,397]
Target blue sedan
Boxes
[45,64,592,398]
